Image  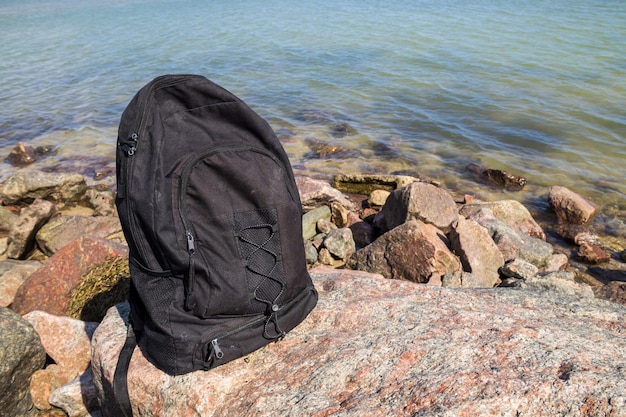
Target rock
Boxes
[316,218,337,234]
[49,368,100,417]
[329,122,356,138]
[322,228,355,260]
[577,242,611,264]
[304,138,361,159]
[346,220,461,283]
[348,218,374,250]
[331,174,418,195]
[92,268,626,417]
[303,241,318,265]
[318,247,339,266]
[11,237,128,317]
[0,307,46,417]
[0,260,42,307]
[0,206,18,233]
[6,199,57,259]
[460,200,546,240]
[549,186,597,225]
[302,206,331,240]
[465,162,527,190]
[0,170,87,205]
[24,311,98,411]
[515,271,595,298]
[36,215,123,256]
[6,142,38,166]
[448,217,504,288]
[500,258,539,280]
[295,176,355,211]
[594,281,626,306]
[544,253,569,272]
[82,188,116,217]
[329,201,350,228]
[374,182,458,233]
[368,189,390,208]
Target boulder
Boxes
[24,311,98,412]
[0,307,46,417]
[36,214,123,256]
[374,182,458,233]
[92,267,626,417]
[0,206,18,233]
[11,237,128,317]
[0,170,87,205]
[549,186,597,225]
[346,220,461,283]
[6,198,57,259]
[331,173,418,195]
[322,228,356,261]
[460,200,546,240]
[448,217,504,288]
[500,258,539,280]
[295,176,355,211]
[49,368,99,417]
[0,260,42,307]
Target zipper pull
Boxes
[211,339,224,359]
[119,133,138,156]
[186,230,196,253]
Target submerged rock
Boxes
[466,162,527,190]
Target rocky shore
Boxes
[1,162,625,416]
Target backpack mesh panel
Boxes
[234,208,286,314]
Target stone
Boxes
[549,185,598,225]
[544,253,569,272]
[516,271,595,298]
[49,368,100,417]
[465,162,527,190]
[92,268,626,417]
[0,260,42,307]
[24,311,98,411]
[594,281,626,306]
[5,142,38,166]
[11,237,128,316]
[329,201,349,228]
[448,217,504,288]
[460,200,546,240]
[500,258,539,280]
[6,199,57,259]
[346,220,461,284]
[348,219,374,250]
[0,307,46,417]
[368,189,390,208]
[316,218,337,234]
[303,241,318,265]
[36,214,123,256]
[0,170,87,205]
[577,242,611,264]
[332,173,418,195]
[0,206,18,233]
[302,206,331,240]
[374,182,458,233]
[82,188,116,217]
[295,176,355,211]
[322,228,355,260]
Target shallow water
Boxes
[1,0,625,233]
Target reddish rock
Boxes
[549,186,597,225]
[578,242,611,264]
[11,237,128,316]
[295,176,355,211]
[0,260,42,307]
[346,220,461,283]
[5,142,37,166]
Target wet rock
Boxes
[329,122,356,138]
[500,258,539,280]
[0,307,46,417]
[577,242,611,264]
[11,237,128,317]
[0,260,42,307]
[322,228,355,261]
[448,217,503,288]
[332,173,418,195]
[295,176,355,211]
[24,311,98,412]
[0,206,18,233]
[466,162,527,190]
[36,214,122,256]
[6,199,57,259]
[374,182,459,233]
[92,267,626,417]
[0,170,87,205]
[549,186,597,225]
[304,138,360,159]
[347,220,461,283]
[460,200,546,240]
[5,142,37,166]
[302,206,331,240]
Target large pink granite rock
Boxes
[92,267,626,417]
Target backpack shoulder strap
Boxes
[113,324,137,417]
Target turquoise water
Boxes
[1,0,625,226]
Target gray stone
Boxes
[500,258,539,280]
[6,199,57,259]
[49,369,100,417]
[0,206,17,233]
[515,271,595,298]
[331,173,418,195]
[347,220,461,284]
[0,170,87,205]
[295,176,355,211]
[322,228,355,260]
[304,241,318,265]
[92,268,626,417]
[0,307,46,417]
[302,205,331,240]
[460,200,546,240]
[375,182,458,233]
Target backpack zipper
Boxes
[178,145,296,311]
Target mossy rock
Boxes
[67,256,130,322]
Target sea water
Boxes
[1,0,625,227]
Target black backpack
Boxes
[111,75,317,414]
